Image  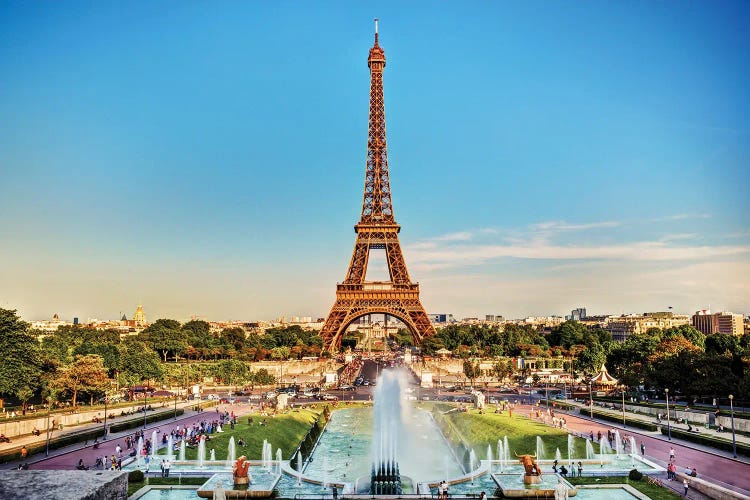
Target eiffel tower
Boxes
[321,21,435,353]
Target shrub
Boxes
[128,469,144,482]
[629,469,643,480]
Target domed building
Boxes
[132,304,147,327]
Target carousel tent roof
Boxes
[590,364,619,385]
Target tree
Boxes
[140,319,187,362]
[54,354,108,407]
[118,340,163,389]
[0,309,43,405]
[463,359,481,387]
[217,359,249,392]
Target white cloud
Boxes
[530,220,621,232]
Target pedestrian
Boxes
[669,447,675,461]
[164,458,171,477]
[332,485,338,500]
[479,492,486,500]
[683,479,689,496]
[20,446,27,459]
[161,459,166,477]
[577,461,583,477]
[115,444,122,457]
[640,442,645,456]
[144,455,150,473]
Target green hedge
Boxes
[109,409,185,433]
[0,427,104,465]
[661,427,750,457]
[579,408,659,431]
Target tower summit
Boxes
[320,23,435,352]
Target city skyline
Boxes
[1,2,749,321]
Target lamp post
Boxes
[622,389,626,428]
[589,383,593,419]
[729,395,737,458]
[665,388,671,441]
[45,397,52,456]
[545,382,549,409]
[174,391,178,420]
[144,389,148,429]
[103,395,108,437]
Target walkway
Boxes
[2,402,250,471]
[548,401,750,497]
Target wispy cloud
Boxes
[530,220,621,232]
[432,231,474,242]
[652,213,711,222]
[405,220,750,272]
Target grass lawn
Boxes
[427,403,587,459]
[127,476,206,496]
[160,408,321,461]
[568,476,680,500]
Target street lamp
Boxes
[103,394,108,437]
[588,383,593,419]
[545,382,549,409]
[144,389,148,429]
[729,395,737,458]
[622,389,626,428]
[45,397,52,456]
[665,388,671,441]
[174,391,178,420]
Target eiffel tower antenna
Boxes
[320,23,435,353]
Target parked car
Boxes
[207,394,219,400]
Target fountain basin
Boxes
[492,473,578,497]
[197,472,281,499]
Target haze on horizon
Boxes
[1,2,748,323]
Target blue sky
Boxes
[1,1,748,321]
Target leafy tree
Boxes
[221,327,247,352]
[217,359,249,392]
[0,309,43,405]
[463,359,481,387]
[705,334,741,356]
[118,340,163,389]
[140,319,187,362]
[249,368,276,386]
[54,354,108,406]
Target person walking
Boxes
[669,447,676,461]
[683,479,689,497]
[164,458,171,477]
[640,442,645,456]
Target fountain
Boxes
[276,449,283,476]
[297,452,303,486]
[198,436,206,468]
[536,436,547,461]
[150,430,158,458]
[167,435,174,459]
[469,449,477,483]
[614,430,622,457]
[585,439,595,460]
[568,435,575,464]
[497,439,505,472]
[369,370,403,495]
[555,448,562,462]
[179,439,186,462]
[136,436,144,467]
[210,449,216,461]
[487,444,493,464]
[629,436,637,467]
[226,437,236,468]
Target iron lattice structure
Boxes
[321,26,436,353]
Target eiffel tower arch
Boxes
[321,22,435,353]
